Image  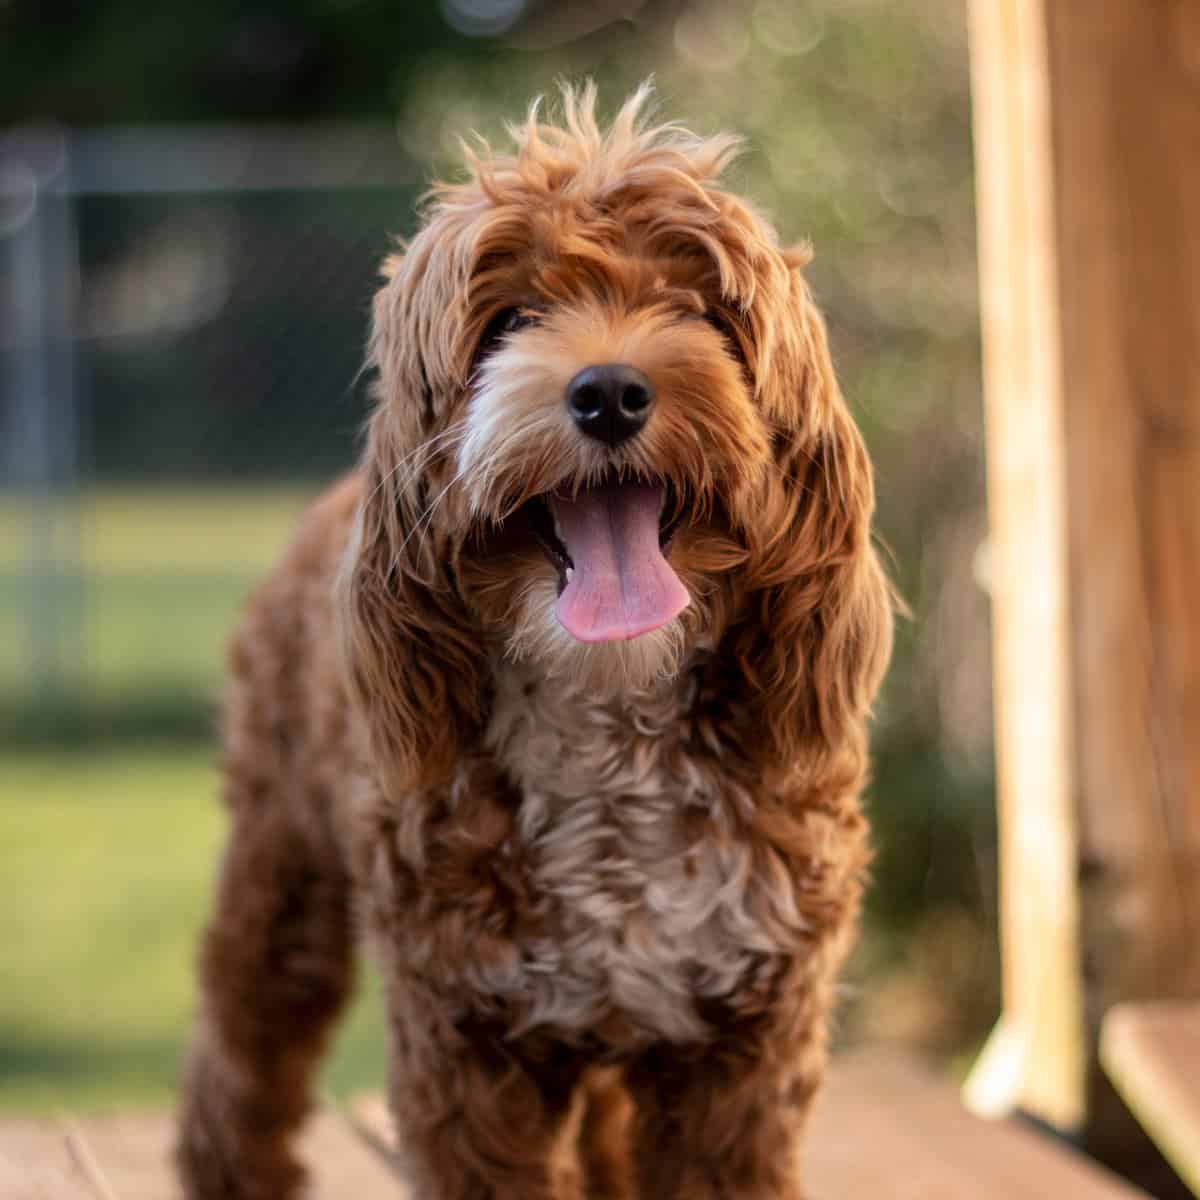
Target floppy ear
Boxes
[719,272,893,788]
[337,262,486,794]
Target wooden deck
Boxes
[0,1110,399,1200]
[1102,1003,1200,1198]
[1,1051,1150,1199]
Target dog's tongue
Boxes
[551,480,689,642]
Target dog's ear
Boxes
[338,419,487,794]
[337,261,486,795]
[718,271,893,787]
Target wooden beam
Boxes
[966,0,1200,1165]
[964,0,1087,1132]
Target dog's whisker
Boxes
[368,424,467,508]
[465,419,569,513]
[398,454,479,563]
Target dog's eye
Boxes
[703,310,749,367]
[503,308,537,334]
[478,307,537,360]
[703,309,737,342]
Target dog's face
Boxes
[345,85,890,788]
[365,85,841,691]
[457,266,758,677]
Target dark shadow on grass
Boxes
[0,1023,186,1097]
[0,689,218,749]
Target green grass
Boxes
[0,487,315,573]
[1,487,318,718]
[1,486,388,1112]
[0,746,388,1113]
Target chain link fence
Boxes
[1,125,419,737]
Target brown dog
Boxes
[176,84,893,1200]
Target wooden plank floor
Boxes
[805,1053,1145,1199]
[0,1110,400,1199]
[1102,1002,1200,1197]
[1,1051,1149,1198]
[0,1119,99,1200]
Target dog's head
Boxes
[342,84,892,791]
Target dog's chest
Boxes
[479,669,795,1045]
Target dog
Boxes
[176,83,893,1200]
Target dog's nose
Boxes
[565,364,655,447]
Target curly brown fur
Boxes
[177,84,893,1200]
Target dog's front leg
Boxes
[626,1004,829,1200]
[385,1001,584,1200]
[176,807,356,1200]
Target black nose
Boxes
[565,364,655,447]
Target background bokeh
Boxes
[1,0,996,1111]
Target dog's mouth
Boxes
[523,474,690,643]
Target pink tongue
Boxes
[551,481,690,643]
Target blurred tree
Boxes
[2,0,1000,1056]
[1,0,490,124]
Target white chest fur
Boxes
[478,663,806,1045]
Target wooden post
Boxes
[965,0,1200,1170]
